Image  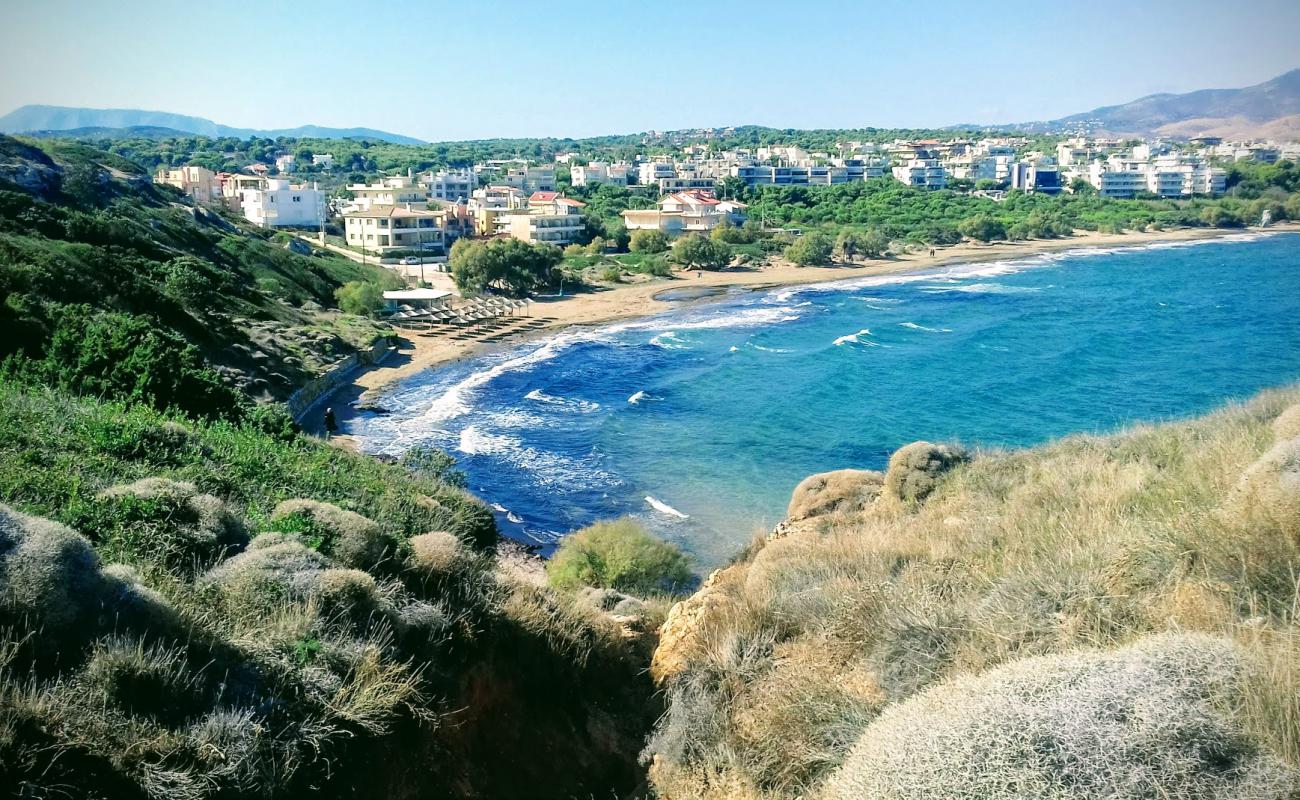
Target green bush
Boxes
[268,499,395,571]
[629,229,669,254]
[671,235,731,271]
[784,232,834,266]
[546,518,693,595]
[335,281,385,316]
[90,477,247,571]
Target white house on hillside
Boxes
[621,190,747,236]
[239,179,326,228]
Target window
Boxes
[292,195,301,202]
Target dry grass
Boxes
[647,386,1300,799]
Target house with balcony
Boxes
[1087,159,1147,198]
[499,192,586,245]
[239,179,326,228]
[421,169,478,202]
[153,165,220,204]
[621,190,747,236]
[343,174,429,212]
[343,204,446,253]
[892,158,948,189]
[570,161,631,187]
[503,165,556,193]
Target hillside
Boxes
[0,105,423,145]
[0,134,398,418]
[645,388,1300,799]
[1011,68,1300,137]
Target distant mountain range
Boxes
[0,105,424,144]
[994,68,1300,139]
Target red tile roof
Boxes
[529,190,559,202]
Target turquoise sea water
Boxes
[351,232,1300,566]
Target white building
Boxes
[622,190,747,236]
[1087,160,1147,198]
[570,161,631,187]
[344,174,428,212]
[239,179,326,228]
[503,166,556,193]
[311,154,334,168]
[274,154,296,174]
[892,158,948,189]
[1009,161,1062,194]
[344,205,445,253]
[422,169,478,202]
[500,191,585,245]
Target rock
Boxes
[284,238,313,256]
[883,441,970,505]
[650,566,740,684]
[787,469,885,521]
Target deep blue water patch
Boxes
[351,232,1300,566]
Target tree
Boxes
[449,238,562,297]
[957,215,1007,243]
[334,281,384,316]
[630,228,669,254]
[1199,206,1243,228]
[1070,177,1096,196]
[719,175,747,202]
[785,231,834,266]
[672,235,731,271]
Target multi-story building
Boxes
[503,166,556,193]
[344,174,428,212]
[1009,161,1062,194]
[499,191,585,245]
[621,190,747,236]
[892,158,948,189]
[274,154,295,174]
[153,165,220,204]
[311,154,334,168]
[1144,155,1226,197]
[468,185,529,236]
[570,161,631,187]
[239,179,326,228]
[343,204,445,253]
[1087,160,1147,198]
[421,169,478,202]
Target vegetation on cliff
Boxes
[645,387,1300,799]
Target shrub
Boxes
[629,229,669,254]
[269,499,395,571]
[201,537,330,606]
[883,441,970,505]
[313,568,383,623]
[784,232,834,266]
[957,215,1007,242]
[407,531,466,576]
[400,444,467,488]
[822,635,1296,800]
[334,281,384,317]
[0,504,105,632]
[786,469,885,521]
[93,478,247,571]
[546,518,693,595]
[1273,404,1300,441]
[599,265,622,283]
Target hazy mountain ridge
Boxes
[0,104,424,144]
[994,68,1300,137]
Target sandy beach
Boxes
[324,223,1298,440]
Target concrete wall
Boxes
[287,336,397,422]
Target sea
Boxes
[349,232,1300,567]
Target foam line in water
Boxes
[645,495,689,518]
[833,328,873,346]
[899,322,952,332]
[628,390,648,404]
[524,388,599,413]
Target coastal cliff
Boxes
[645,388,1300,799]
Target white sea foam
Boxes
[833,328,874,346]
[489,502,525,524]
[457,425,617,489]
[628,390,648,404]
[524,388,599,413]
[899,321,951,333]
[650,331,689,350]
[923,282,1042,295]
[748,342,791,353]
[645,496,689,518]
[415,335,575,425]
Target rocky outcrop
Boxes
[650,566,742,684]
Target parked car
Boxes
[400,256,422,265]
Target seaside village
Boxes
[154,132,1296,329]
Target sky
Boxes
[2,0,1298,142]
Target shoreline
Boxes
[321,223,1299,445]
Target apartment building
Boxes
[1087,160,1147,198]
[343,204,445,253]
[421,169,478,202]
[503,166,556,193]
[570,161,631,187]
[892,158,948,189]
[498,191,585,246]
[238,179,326,228]
[1009,161,1063,194]
[637,161,677,187]
[1145,155,1226,197]
[153,165,220,204]
[621,190,747,236]
[467,185,528,236]
[344,174,428,212]
[274,154,295,174]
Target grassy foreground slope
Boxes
[0,382,660,798]
[646,387,1300,799]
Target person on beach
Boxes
[323,407,337,439]
[929,247,936,257]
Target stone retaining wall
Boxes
[287,336,396,421]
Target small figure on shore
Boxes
[929,247,936,258]
[323,407,337,439]
[696,271,702,279]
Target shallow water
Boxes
[351,232,1300,566]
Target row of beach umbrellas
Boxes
[388,297,529,325]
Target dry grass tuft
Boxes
[1273,404,1300,441]
[821,634,1296,800]
[269,499,395,571]
[786,470,885,521]
[407,531,466,576]
[0,504,105,632]
[1226,436,1300,534]
[882,441,970,505]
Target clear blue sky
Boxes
[2,0,1298,141]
